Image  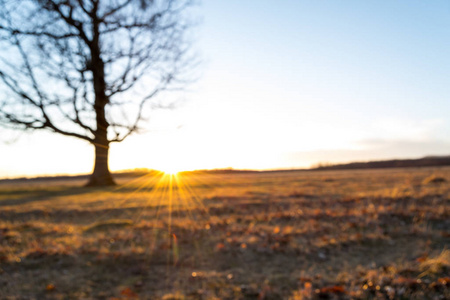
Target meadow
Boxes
[0,167,449,299]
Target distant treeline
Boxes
[2,156,450,183]
[312,155,450,171]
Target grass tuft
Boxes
[422,174,447,184]
[419,249,450,277]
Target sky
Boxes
[1,0,450,178]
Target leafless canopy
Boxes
[0,0,194,144]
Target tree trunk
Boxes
[86,143,116,186]
[86,12,115,187]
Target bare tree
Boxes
[0,0,194,186]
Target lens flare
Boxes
[159,166,182,175]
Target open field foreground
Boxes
[0,167,449,299]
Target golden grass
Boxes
[0,167,448,299]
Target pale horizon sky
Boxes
[1,0,449,178]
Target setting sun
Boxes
[159,165,183,175]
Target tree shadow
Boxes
[0,185,114,207]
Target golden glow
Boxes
[103,167,211,265]
[159,165,182,175]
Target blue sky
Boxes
[1,0,449,177]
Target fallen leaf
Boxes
[215,242,225,250]
[416,255,428,263]
[120,287,138,298]
[320,285,346,294]
[441,231,450,238]
[393,277,420,287]
[438,277,450,285]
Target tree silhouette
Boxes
[0,0,194,186]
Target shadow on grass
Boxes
[0,182,160,208]
[0,186,114,207]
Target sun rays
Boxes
[80,168,236,273]
[108,170,212,237]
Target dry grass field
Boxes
[0,167,449,299]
